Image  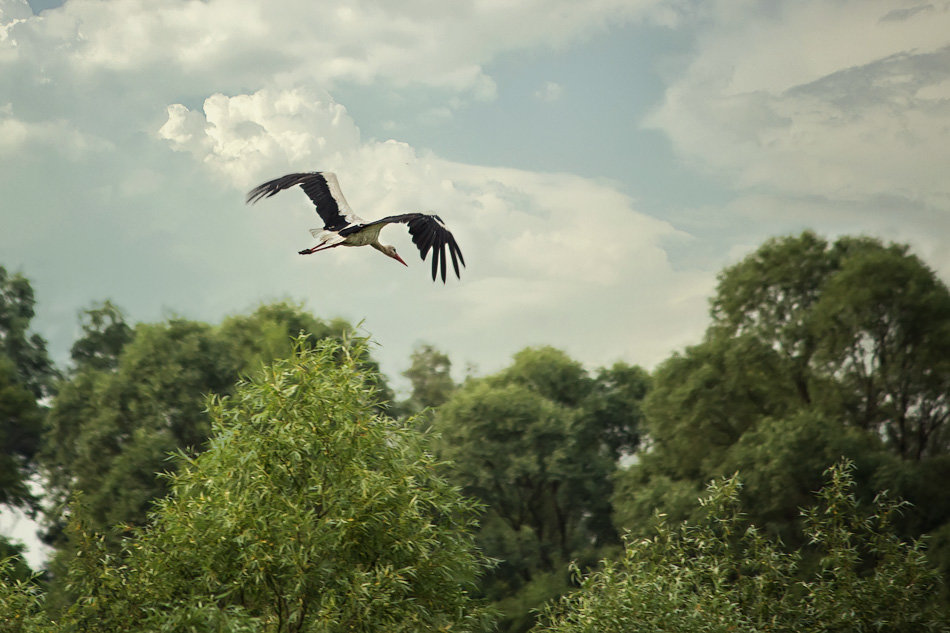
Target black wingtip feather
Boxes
[399,213,465,282]
[449,242,461,279]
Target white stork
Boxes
[246,172,465,282]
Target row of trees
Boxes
[3,230,950,631]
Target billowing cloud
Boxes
[155,87,711,372]
[2,0,662,98]
[648,0,950,208]
[158,88,360,187]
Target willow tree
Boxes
[53,338,490,633]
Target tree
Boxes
[43,318,237,539]
[402,344,456,412]
[41,302,391,612]
[539,463,949,633]
[810,246,950,459]
[577,362,648,462]
[0,557,53,633]
[0,267,56,400]
[0,267,55,519]
[218,303,394,409]
[632,333,801,483]
[52,337,490,632]
[0,356,44,509]
[434,347,647,633]
[709,232,950,458]
[68,301,133,372]
[613,232,950,588]
[43,302,385,536]
[709,231,837,406]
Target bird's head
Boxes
[385,245,408,267]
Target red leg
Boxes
[299,242,342,255]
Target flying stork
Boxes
[246,172,465,282]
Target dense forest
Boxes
[2,231,950,632]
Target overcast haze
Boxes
[3,0,950,562]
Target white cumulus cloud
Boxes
[154,86,710,373]
[2,0,662,98]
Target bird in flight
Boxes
[246,172,465,282]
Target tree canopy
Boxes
[434,346,648,632]
[0,266,55,518]
[39,301,392,608]
[3,230,950,631]
[614,231,950,570]
[5,337,491,632]
[539,462,949,633]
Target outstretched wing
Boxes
[367,213,466,282]
[246,172,363,231]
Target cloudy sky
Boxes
[3,0,950,565]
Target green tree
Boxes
[539,462,949,633]
[0,266,55,529]
[809,245,950,458]
[68,301,134,372]
[434,347,647,633]
[0,557,54,633]
[0,356,44,510]
[53,337,489,632]
[43,303,381,536]
[43,318,237,537]
[217,302,351,374]
[708,232,950,458]
[613,232,950,589]
[41,302,390,611]
[402,344,456,412]
[708,231,837,406]
[219,303,393,409]
[0,267,56,400]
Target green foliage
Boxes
[578,363,648,462]
[809,245,950,458]
[40,302,390,610]
[0,539,35,584]
[637,334,801,482]
[0,558,55,633]
[716,412,882,544]
[68,301,133,372]
[435,346,647,632]
[402,344,456,413]
[56,337,489,632]
[43,318,238,537]
[538,462,949,633]
[217,303,352,376]
[43,302,380,531]
[0,356,44,509]
[0,266,54,514]
[708,232,950,458]
[614,232,950,582]
[0,266,57,400]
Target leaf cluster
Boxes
[538,462,949,633]
[47,337,489,632]
[434,346,649,632]
[615,231,950,563]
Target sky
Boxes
[3,0,950,565]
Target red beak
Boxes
[392,252,408,267]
